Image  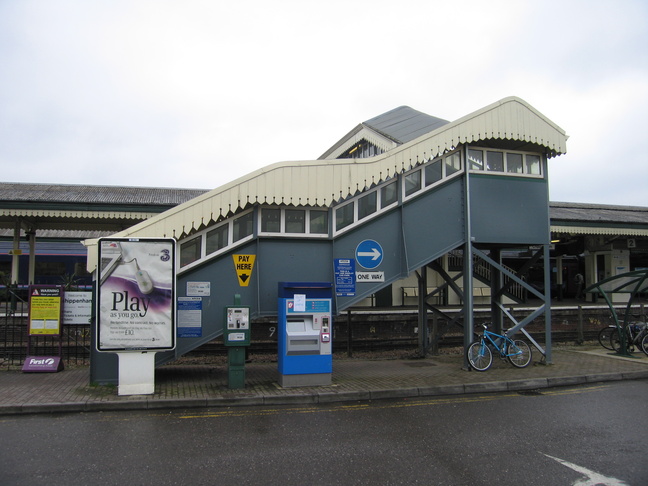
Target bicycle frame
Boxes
[616,322,647,348]
[481,329,522,358]
[467,324,532,371]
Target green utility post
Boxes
[223,295,251,389]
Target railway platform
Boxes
[1,345,647,416]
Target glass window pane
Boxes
[425,159,443,186]
[506,153,523,174]
[335,203,354,231]
[261,208,281,232]
[180,237,201,268]
[309,211,328,234]
[285,209,305,233]
[233,212,254,241]
[445,153,461,175]
[526,154,541,175]
[404,170,421,196]
[358,192,377,220]
[468,149,483,170]
[486,151,504,171]
[380,181,398,207]
[206,225,228,254]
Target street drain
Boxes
[517,389,543,396]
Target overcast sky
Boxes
[1,0,646,206]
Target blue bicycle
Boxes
[467,324,532,371]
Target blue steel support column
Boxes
[542,154,553,364]
[417,268,428,357]
[463,146,474,369]
[543,243,553,364]
[491,248,503,335]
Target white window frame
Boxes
[333,181,399,236]
[402,150,464,203]
[468,147,544,178]
[257,206,330,238]
[177,208,255,274]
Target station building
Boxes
[1,97,647,381]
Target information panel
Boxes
[97,238,176,352]
[28,286,63,336]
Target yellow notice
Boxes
[29,296,62,335]
[233,254,256,287]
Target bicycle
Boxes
[466,324,532,371]
[597,325,616,351]
[610,322,648,356]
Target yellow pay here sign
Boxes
[233,254,256,287]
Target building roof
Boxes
[99,96,568,241]
[363,106,450,144]
[318,106,450,160]
[0,182,208,233]
[550,202,648,236]
[0,182,207,207]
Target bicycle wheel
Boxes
[507,340,532,368]
[611,329,630,353]
[597,326,616,350]
[467,341,492,371]
[640,332,648,357]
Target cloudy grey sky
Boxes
[1,0,646,206]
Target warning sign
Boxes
[28,286,63,336]
[233,254,256,287]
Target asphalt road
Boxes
[1,380,647,485]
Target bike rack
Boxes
[584,270,648,357]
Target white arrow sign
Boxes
[357,248,381,260]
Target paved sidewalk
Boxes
[1,346,647,415]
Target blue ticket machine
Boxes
[278,282,333,387]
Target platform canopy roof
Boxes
[96,96,568,241]
[0,183,206,233]
[551,202,648,236]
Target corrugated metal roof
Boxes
[550,202,648,236]
[550,202,648,225]
[0,182,207,205]
[551,225,648,236]
[98,97,568,242]
[363,106,450,144]
[318,106,449,159]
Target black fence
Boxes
[1,290,90,368]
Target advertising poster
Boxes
[97,238,176,351]
[28,286,63,336]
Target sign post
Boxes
[96,238,176,395]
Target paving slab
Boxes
[1,347,647,415]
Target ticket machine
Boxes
[278,282,333,387]
[223,303,251,389]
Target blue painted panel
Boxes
[469,175,550,244]
[401,178,465,270]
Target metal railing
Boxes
[1,292,91,368]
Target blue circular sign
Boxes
[355,239,383,269]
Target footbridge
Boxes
[87,97,567,382]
